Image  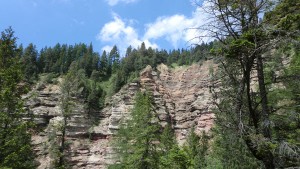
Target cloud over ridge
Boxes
[97,1,211,54]
[97,13,158,53]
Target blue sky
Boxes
[0,0,207,55]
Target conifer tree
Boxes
[0,27,35,169]
[100,50,109,77]
[110,92,161,169]
[199,0,300,168]
[158,125,191,169]
[48,62,86,168]
[109,45,120,74]
[22,43,38,82]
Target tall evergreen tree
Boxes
[0,27,35,169]
[158,124,191,169]
[22,43,38,82]
[125,45,132,57]
[48,62,87,168]
[100,50,109,77]
[109,45,120,74]
[202,0,300,168]
[110,92,161,169]
[85,80,105,115]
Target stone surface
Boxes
[26,60,217,168]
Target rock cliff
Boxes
[25,60,216,168]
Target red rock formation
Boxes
[27,60,217,168]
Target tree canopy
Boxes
[0,27,35,169]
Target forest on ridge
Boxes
[0,0,299,168]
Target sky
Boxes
[0,0,207,55]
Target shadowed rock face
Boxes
[26,60,216,168]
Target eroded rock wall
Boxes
[26,60,216,168]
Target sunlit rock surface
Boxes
[25,60,217,168]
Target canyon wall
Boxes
[25,60,216,168]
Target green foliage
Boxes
[47,121,66,168]
[109,45,120,74]
[266,44,300,167]
[21,43,39,83]
[182,128,210,169]
[99,50,109,77]
[264,0,300,31]
[44,72,59,84]
[110,91,213,169]
[26,40,213,99]
[84,79,106,124]
[112,92,161,169]
[158,124,192,169]
[0,27,35,169]
[209,127,264,169]
[204,0,300,168]
[159,124,176,152]
[159,146,191,169]
[48,62,88,168]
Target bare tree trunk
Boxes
[245,68,259,130]
[59,117,67,167]
[256,54,274,169]
[256,54,271,138]
[235,75,245,122]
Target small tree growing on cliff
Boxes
[159,125,191,169]
[110,91,162,169]
[48,62,86,168]
[184,128,209,169]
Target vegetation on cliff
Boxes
[0,0,299,168]
[109,92,209,169]
[203,0,300,168]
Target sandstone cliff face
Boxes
[26,60,216,168]
[156,61,216,144]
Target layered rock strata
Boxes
[26,60,216,168]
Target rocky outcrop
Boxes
[26,60,217,168]
[23,80,109,169]
[146,61,216,144]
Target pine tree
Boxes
[85,81,105,114]
[200,0,300,167]
[0,27,35,169]
[158,124,191,169]
[22,43,38,82]
[265,42,300,167]
[109,45,120,74]
[100,50,109,77]
[110,92,161,169]
[48,62,87,168]
[209,127,264,169]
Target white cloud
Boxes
[105,0,138,6]
[101,45,113,53]
[97,1,213,54]
[97,13,158,54]
[144,15,190,48]
[144,6,211,48]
